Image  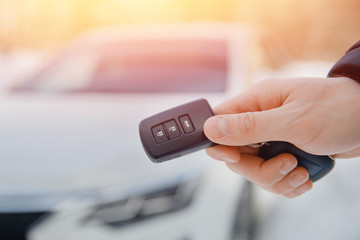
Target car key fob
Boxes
[259,141,335,182]
[139,99,214,163]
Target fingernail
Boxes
[290,173,308,188]
[296,184,311,194]
[207,148,238,163]
[218,153,238,163]
[279,160,297,175]
[205,117,228,139]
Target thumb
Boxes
[204,108,288,146]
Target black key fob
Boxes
[139,99,214,163]
[259,141,335,182]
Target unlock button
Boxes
[164,120,181,139]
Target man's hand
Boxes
[203,77,360,198]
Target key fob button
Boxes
[152,125,168,144]
[179,115,194,134]
[164,120,181,139]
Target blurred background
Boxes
[1,0,360,57]
[1,0,360,89]
[1,0,360,240]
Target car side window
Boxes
[15,39,228,93]
[87,40,228,93]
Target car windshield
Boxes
[16,39,228,93]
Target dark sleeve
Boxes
[328,40,360,83]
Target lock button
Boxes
[164,120,181,139]
[151,125,168,144]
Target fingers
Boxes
[283,180,313,198]
[224,152,299,186]
[213,78,289,115]
[206,145,259,163]
[206,146,312,198]
[203,109,288,146]
[334,146,360,159]
[258,167,311,197]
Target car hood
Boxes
[0,93,220,198]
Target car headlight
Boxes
[84,177,201,227]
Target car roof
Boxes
[66,23,254,49]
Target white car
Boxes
[0,24,283,240]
